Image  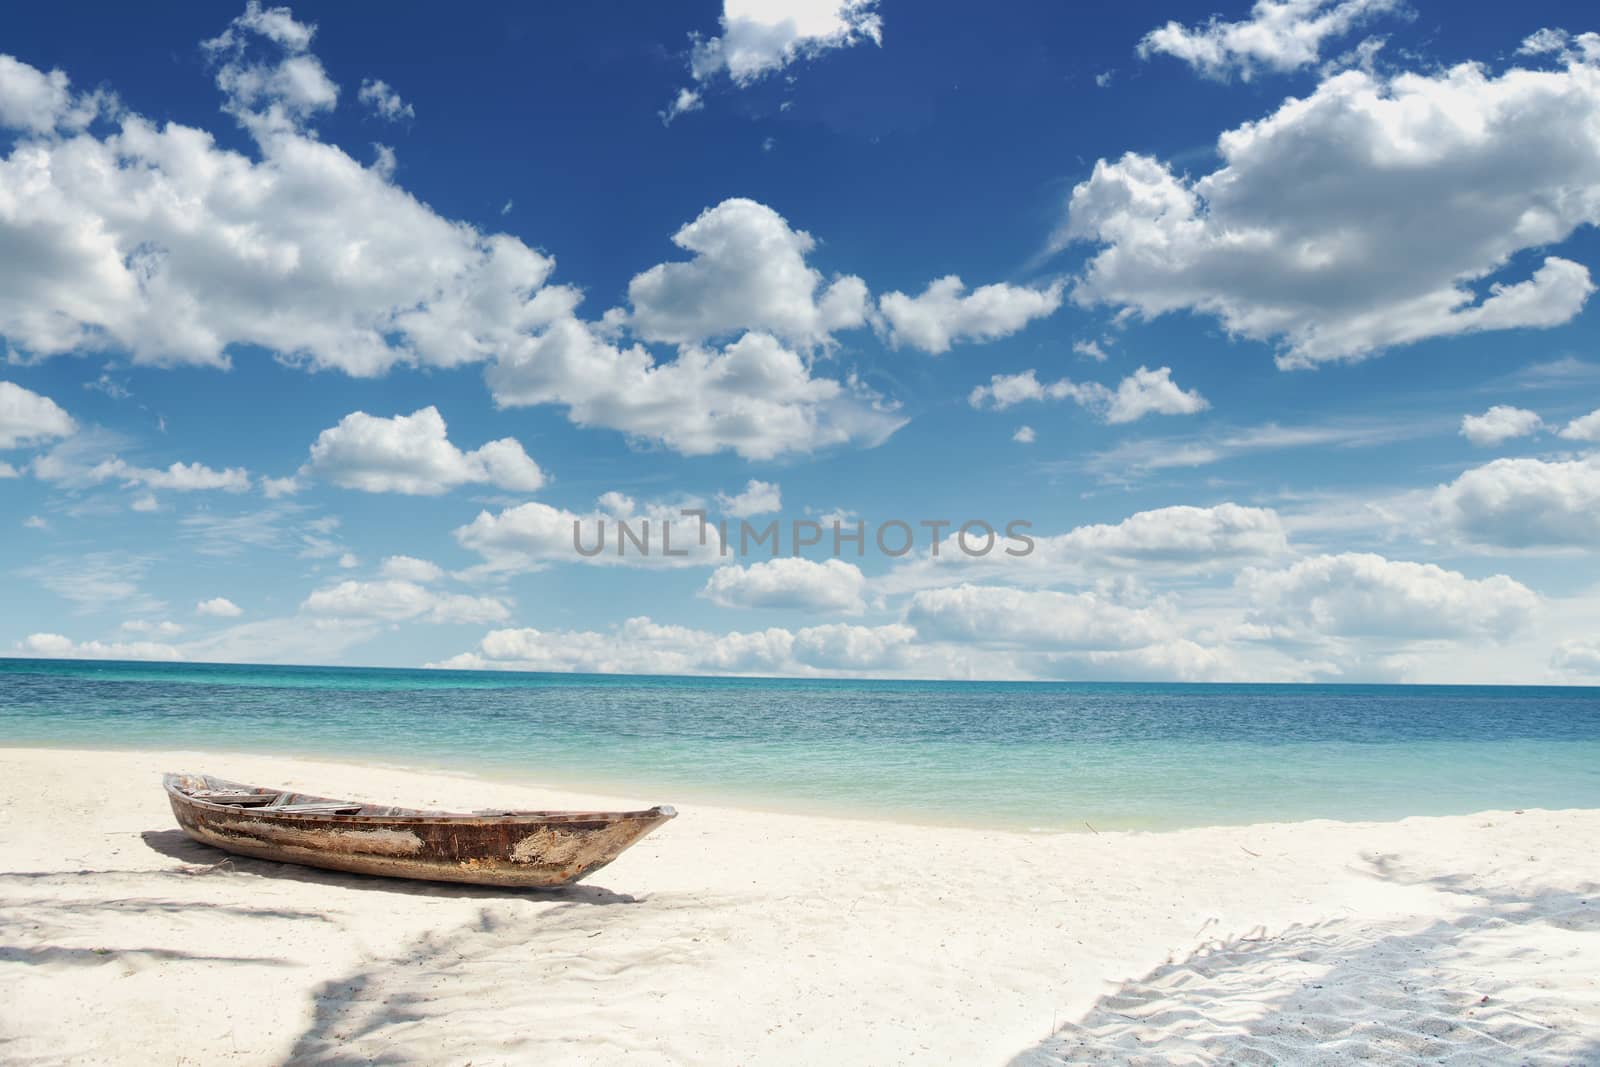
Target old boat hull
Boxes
[164,773,675,888]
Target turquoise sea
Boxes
[3,657,1598,831]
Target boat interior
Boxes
[175,776,409,816]
[166,773,667,822]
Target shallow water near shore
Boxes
[3,657,1598,830]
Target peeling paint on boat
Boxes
[512,827,586,865]
[232,822,426,856]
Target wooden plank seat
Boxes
[266,803,364,815]
[191,791,278,806]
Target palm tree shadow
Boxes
[138,829,638,905]
[282,892,719,1065]
[0,944,293,968]
[1010,861,1600,1065]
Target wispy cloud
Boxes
[19,552,165,615]
[1075,416,1449,481]
[176,504,345,560]
[1486,357,1600,393]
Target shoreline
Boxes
[3,746,1598,1063]
[4,738,1590,836]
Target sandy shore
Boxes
[1,748,1596,1064]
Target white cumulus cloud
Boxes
[1100,366,1211,423]
[702,558,866,613]
[0,53,115,134]
[302,407,545,495]
[196,596,244,617]
[669,0,882,120]
[23,431,253,494]
[0,30,922,462]
[789,621,917,671]
[202,2,337,136]
[455,494,726,573]
[90,458,251,493]
[877,276,1064,354]
[358,77,413,121]
[1432,455,1600,549]
[1517,28,1600,64]
[1558,406,1600,442]
[1552,637,1600,677]
[1138,0,1402,81]
[659,87,703,125]
[716,479,782,517]
[18,632,181,661]
[1242,553,1537,640]
[0,381,75,448]
[1059,504,1290,566]
[1060,54,1600,368]
[879,503,1292,594]
[969,366,1207,423]
[477,197,903,461]
[487,317,903,460]
[906,584,1171,651]
[618,198,869,349]
[431,615,921,678]
[0,28,557,376]
[1460,405,1543,446]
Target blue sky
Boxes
[2,0,1599,682]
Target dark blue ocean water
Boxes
[3,657,1598,830]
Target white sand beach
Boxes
[1,747,1597,1065]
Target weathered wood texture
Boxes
[164,773,675,887]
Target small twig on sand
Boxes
[180,858,236,876]
[1084,821,1100,835]
[1240,845,1261,857]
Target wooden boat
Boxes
[164,772,675,888]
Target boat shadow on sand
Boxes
[137,828,639,905]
